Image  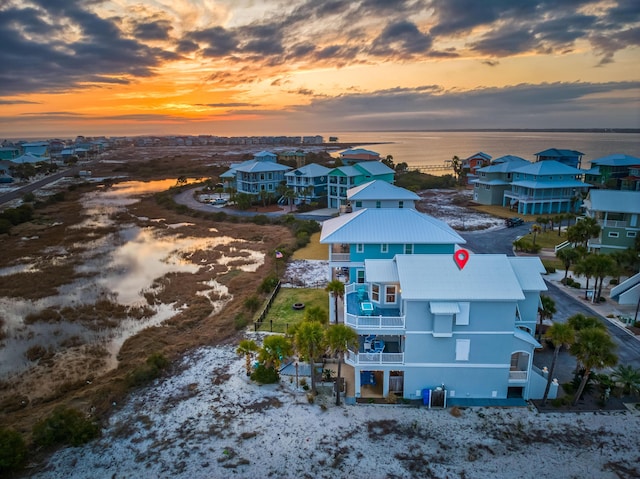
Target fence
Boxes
[254,281,281,331]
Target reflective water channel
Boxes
[0,179,264,379]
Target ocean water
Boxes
[325,131,640,171]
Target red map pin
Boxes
[453,249,470,270]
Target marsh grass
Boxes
[292,232,327,260]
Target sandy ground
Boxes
[28,344,640,479]
[417,188,504,231]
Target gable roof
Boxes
[492,155,528,164]
[254,150,277,160]
[320,208,465,245]
[235,161,291,173]
[589,154,640,167]
[586,190,640,214]
[10,152,43,164]
[464,152,492,161]
[535,148,584,157]
[513,160,584,176]
[395,254,525,301]
[347,180,419,201]
[340,148,380,157]
[478,157,530,173]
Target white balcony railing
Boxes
[330,252,350,262]
[345,350,404,365]
[509,370,528,381]
[601,220,629,228]
[345,313,405,329]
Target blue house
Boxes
[473,156,531,206]
[327,161,395,209]
[584,154,640,190]
[220,151,291,197]
[347,180,420,211]
[319,181,550,402]
[284,163,331,205]
[503,160,590,215]
[534,148,584,168]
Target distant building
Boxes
[584,154,640,190]
[462,152,492,184]
[534,148,584,168]
[327,161,395,209]
[339,148,381,165]
[221,150,291,197]
[284,163,331,205]
[347,180,420,211]
[473,156,530,206]
[582,190,640,254]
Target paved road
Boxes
[461,223,640,371]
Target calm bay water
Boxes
[326,131,640,171]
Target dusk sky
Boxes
[1,0,639,138]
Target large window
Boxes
[385,285,397,303]
[455,339,470,361]
[356,243,364,253]
[356,269,365,283]
[371,284,380,302]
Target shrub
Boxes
[32,406,100,447]
[259,275,279,294]
[250,364,279,384]
[244,295,261,313]
[545,265,556,274]
[22,192,35,203]
[233,312,248,330]
[126,352,169,388]
[0,428,27,472]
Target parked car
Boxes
[211,198,227,205]
[505,217,524,227]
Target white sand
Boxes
[30,342,638,479]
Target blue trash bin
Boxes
[422,388,430,406]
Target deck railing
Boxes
[509,370,528,381]
[330,252,350,262]
[345,350,404,365]
[345,313,405,329]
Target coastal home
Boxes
[472,155,530,206]
[581,190,640,254]
[339,148,381,165]
[278,150,306,168]
[584,154,640,190]
[534,148,584,168]
[0,146,20,160]
[20,142,49,159]
[324,249,549,402]
[620,164,640,192]
[284,163,330,205]
[220,151,291,197]
[327,161,395,209]
[503,160,589,215]
[462,152,492,184]
[347,180,420,211]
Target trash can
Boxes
[422,388,430,406]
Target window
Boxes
[376,201,381,208]
[484,184,490,190]
[260,173,265,180]
[371,284,380,302]
[268,183,273,190]
[355,201,362,207]
[399,201,404,209]
[627,231,637,238]
[385,285,397,303]
[455,339,470,361]
[268,173,273,180]
[356,243,364,253]
[608,232,619,238]
[356,269,365,283]
[404,244,413,254]
[381,244,388,253]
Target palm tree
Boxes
[531,224,542,246]
[304,305,329,324]
[294,321,326,395]
[236,339,258,376]
[553,214,564,236]
[590,254,615,301]
[611,364,640,397]
[556,247,580,282]
[325,280,345,324]
[537,295,556,341]
[325,324,358,406]
[258,335,292,371]
[567,313,605,332]
[574,255,597,299]
[570,327,617,406]
[541,323,575,405]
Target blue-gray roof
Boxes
[347,180,419,201]
[254,150,277,159]
[507,257,547,292]
[535,148,584,157]
[510,179,589,189]
[586,190,640,214]
[320,208,465,245]
[478,158,530,173]
[355,161,395,176]
[513,160,584,176]
[395,254,525,301]
[340,148,380,157]
[287,163,331,177]
[492,155,528,164]
[589,154,640,167]
[235,161,291,173]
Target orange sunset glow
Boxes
[1,0,638,138]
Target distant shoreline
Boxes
[341,128,640,134]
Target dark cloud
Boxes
[189,26,238,57]
[370,21,433,56]
[0,99,40,105]
[0,1,167,96]
[131,19,173,41]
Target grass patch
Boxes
[291,232,327,260]
[257,287,327,333]
[469,204,533,220]
[523,229,568,249]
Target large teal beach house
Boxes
[320,181,552,404]
[220,151,291,196]
[284,163,331,205]
[503,160,590,215]
[327,161,395,209]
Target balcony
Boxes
[345,313,405,329]
[343,285,405,330]
[345,349,404,365]
[509,370,528,382]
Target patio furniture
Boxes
[357,287,368,301]
[371,339,385,353]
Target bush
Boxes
[259,275,279,294]
[250,364,279,384]
[126,352,170,388]
[32,406,100,447]
[0,428,27,472]
[234,312,248,331]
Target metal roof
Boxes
[340,148,380,157]
[507,257,548,292]
[429,302,461,314]
[364,259,399,283]
[587,190,640,214]
[320,208,465,245]
[347,180,419,201]
[479,158,530,173]
[287,163,331,177]
[535,148,584,157]
[464,152,492,161]
[510,179,589,189]
[589,154,640,167]
[513,160,584,176]
[492,155,528,164]
[514,328,541,348]
[235,161,291,173]
[354,161,395,176]
[395,254,525,301]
